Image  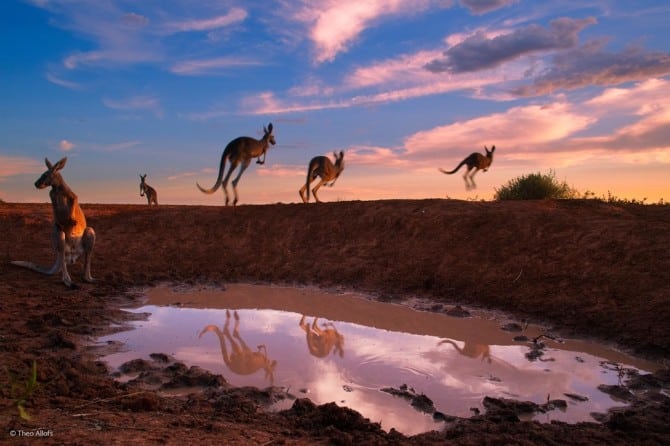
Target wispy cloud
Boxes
[255,164,304,178]
[162,8,247,33]
[102,95,163,117]
[0,155,44,180]
[45,71,83,90]
[170,57,263,76]
[459,0,518,15]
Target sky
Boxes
[2,0,669,205]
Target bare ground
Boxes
[1,199,669,445]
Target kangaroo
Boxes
[299,151,345,203]
[299,315,345,358]
[439,145,495,190]
[199,310,277,384]
[438,339,491,363]
[139,174,158,206]
[11,157,95,288]
[196,123,276,206]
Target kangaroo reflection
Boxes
[299,315,345,358]
[199,310,277,383]
[438,339,492,363]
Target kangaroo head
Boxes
[485,145,496,157]
[139,174,147,195]
[35,157,67,189]
[263,123,276,146]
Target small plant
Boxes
[6,360,39,420]
[495,170,578,200]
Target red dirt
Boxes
[1,199,669,445]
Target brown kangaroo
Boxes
[438,339,491,363]
[139,174,158,206]
[299,151,345,203]
[199,310,277,383]
[439,145,495,189]
[197,123,276,206]
[11,157,95,288]
[299,315,345,358]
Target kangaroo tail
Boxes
[196,151,227,194]
[11,260,59,275]
[439,160,466,175]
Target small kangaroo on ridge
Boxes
[11,157,95,288]
[439,145,495,190]
[139,174,158,205]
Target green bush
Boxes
[495,170,578,200]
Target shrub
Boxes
[495,170,578,200]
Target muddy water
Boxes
[100,284,658,435]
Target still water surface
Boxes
[99,284,658,435]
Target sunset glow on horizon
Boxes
[2,1,669,205]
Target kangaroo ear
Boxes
[45,158,53,169]
[53,157,68,171]
[268,123,273,133]
[339,151,344,158]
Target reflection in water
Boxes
[199,310,277,384]
[300,315,345,358]
[99,284,661,436]
[438,339,491,363]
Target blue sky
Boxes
[2,0,669,205]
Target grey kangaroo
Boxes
[11,157,95,288]
[299,151,345,203]
[139,174,158,206]
[197,123,276,206]
[439,145,495,189]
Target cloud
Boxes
[290,0,447,63]
[59,139,75,151]
[102,95,162,117]
[45,72,83,90]
[511,39,670,96]
[170,56,262,76]
[0,155,44,180]
[163,8,247,33]
[121,12,149,28]
[255,164,304,178]
[459,0,517,15]
[404,101,596,157]
[425,17,597,73]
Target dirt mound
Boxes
[1,199,669,444]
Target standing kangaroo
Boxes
[439,145,495,190]
[139,174,158,206]
[299,151,345,203]
[11,157,95,288]
[199,310,277,384]
[196,123,276,206]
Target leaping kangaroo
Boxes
[199,310,277,384]
[438,339,491,363]
[139,174,158,206]
[439,145,495,190]
[299,315,345,358]
[11,157,95,288]
[299,151,345,203]
[196,123,276,206]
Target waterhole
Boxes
[99,284,658,435]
